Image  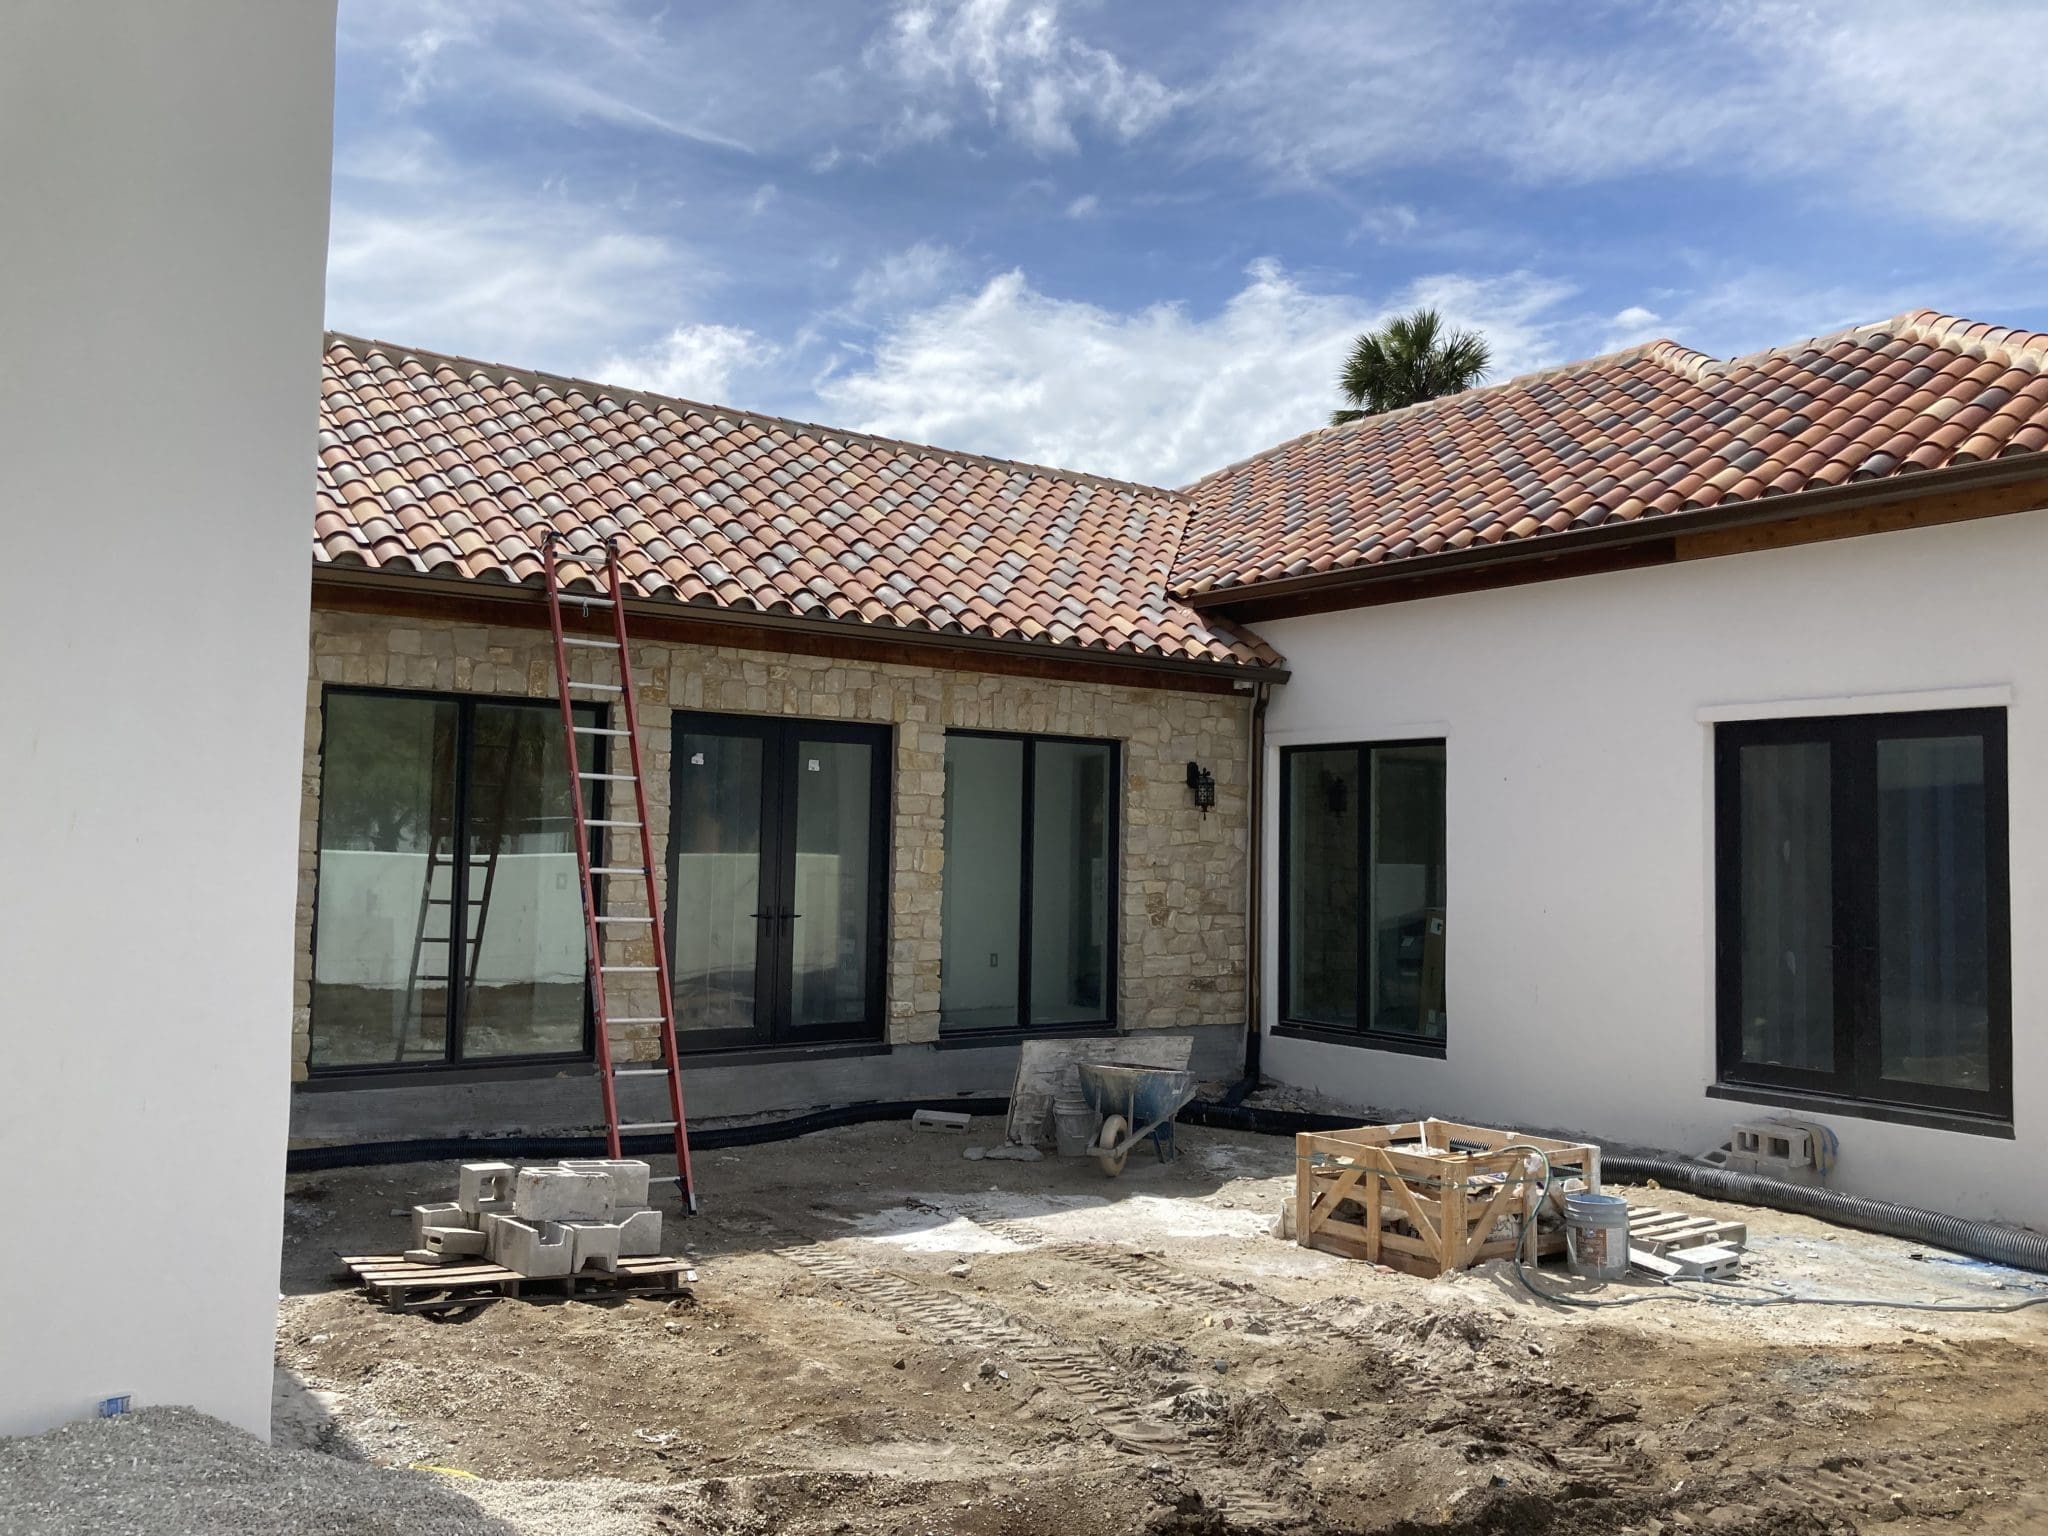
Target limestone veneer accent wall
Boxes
[294,603,1252,1080]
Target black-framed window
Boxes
[1715,707,2011,1128]
[310,688,602,1073]
[1278,741,1447,1053]
[939,731,1118,1033]
[665,712,891,1051]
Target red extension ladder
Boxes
[542,539,696,1213]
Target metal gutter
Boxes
[1180,453,2048,612]
[309,562,1291,684]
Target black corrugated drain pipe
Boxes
[286,1094,2048,1275]
[1597,1155,2048,1275]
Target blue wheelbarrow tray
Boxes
[1074,1062,1198,1175]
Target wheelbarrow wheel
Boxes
[1094,1113,1130,1177]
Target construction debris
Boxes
[406,1160,663,1279]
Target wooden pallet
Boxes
[1294,1119,1599,1278]
[1625,1207,1748,1256]
[340,1253,696,1312]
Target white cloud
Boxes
[1065,193,1100,219]
[594,323,780,404]
[1199,0,2048,245]
[849,241,966,314]
[817,260,1573,486]
[325,193,686,366]
[875,0,1176,154]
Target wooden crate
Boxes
[1293,1119,1599,1278]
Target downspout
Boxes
[1240,680,1273,1088]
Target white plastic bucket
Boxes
[1052,1099,1098,1158]
[1564,1191,1630,1280]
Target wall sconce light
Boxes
[1185,760,1216,815]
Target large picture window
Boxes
[1715,708,2011,1127]
[311,689,602,1072]
[940,732,1117,1032]
[1279,741,1447,1052]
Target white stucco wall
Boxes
[1258,509,2048,1227]
[0,2,335,1438]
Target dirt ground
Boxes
[276,1120,2048,1534]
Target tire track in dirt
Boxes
[727,1215,1302,1528]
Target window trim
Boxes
[940,728,1122,1037]
[1712,706,2012,1126]
[309,685,603,1078]
[1275,738,1448,1056]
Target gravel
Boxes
[0,1407,516,1536]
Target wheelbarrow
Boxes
[1075,1062,1198,1177]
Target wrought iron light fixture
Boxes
[1185,760,1216,815]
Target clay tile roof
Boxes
[317,335,1278,671]
[1174,309,2048,598]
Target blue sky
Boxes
[330,0,2048,486]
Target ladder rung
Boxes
[601,964,657,972]
[589,865,646,875]
[564,680,623,692]
[614,1066,669,1077]
[618,1121,678,1133]
[595,915,652,924]
[607,1015,666,1024]
[579,771,637,781]
[647,1175,682,1185]
[585,819,641,829]
[552,591,615,605]
[563,638,621,650]
[575,726,630,736]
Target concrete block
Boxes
[617,1207,662,1257]
[561,1158,651,1207]
[472,1197,515,1221]
[912,1109,971,1133]
[514,1166,613,1222]
[404,1249,443,1266]
[411,1201,466,1246]
[563,1220,622,1273]
[458,1162,516,1213]
[422,1225,487,1258]
[479,1212,511,1263]
[493,1218,572,1278]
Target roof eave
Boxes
[309,562,1290,684]
[1180,453,2048,614]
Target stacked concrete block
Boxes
[618,1208,663,1257]
[492,1218,572,1279]
[513,1166,613,1223]
[405,1159,661,1278]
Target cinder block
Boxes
[493,1218,572,1278]
[514,1167,612,1222]
[422,1225,487,1258]
[561,1158,652,1208]
[912,1109,972,1133]
[563,1220,622,1273]
[618,1207,663,1256]
[403,1249,444,1266]
[479,1211,525,1263]
[411,1201,466,1246]
[458,1162,516,1213]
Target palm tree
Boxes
[1331,308,1491,424]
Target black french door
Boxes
[666,713,890,1049]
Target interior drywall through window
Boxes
[310,689,600,1072]
[1280,740,1447,1050]
[940,732,1116,1032]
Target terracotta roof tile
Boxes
[1175,310,2048,597]
[317,335,1276,670]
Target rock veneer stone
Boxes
[295,603,1251,1080]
